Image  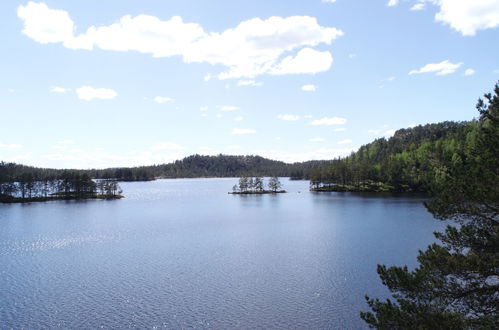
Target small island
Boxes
[229,176,286,194]
[0,171,123,203]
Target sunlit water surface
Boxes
[0,178,445,329]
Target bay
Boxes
[0,178,445,329]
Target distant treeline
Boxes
[0,155,327,182]
[310,121,473,192]
[1,121,476,193]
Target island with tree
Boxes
[230,176,286,194]
[0,170,123,203]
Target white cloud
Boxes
[232,128,256,135]
[464,68,476,76]
[50,86,70,93]
[257,147,355,163]
[303,114,313,119]
[384,129,396,137]
[387,76,396,81]
[409,60,462,75]
[271,48,333,75]
[40,150,187,169]
[76,86,117,101]
[52,145,65,151]
[348,53,357,58]
[369,128,396,137]
[387,0,399,7]
[154,96,173,103]
[0,142,22,149]
[200,106,208,111]
[234,116,244,121]
[18,3,343,79]
[310,117,347,126]
[216,114,223,118]
[218,105,239,111]
[337,139,352,145]
[278,114,300,121]
[322,0,337,3]
[52,140,74,150]
[424,0,499,36]
[309,138,325,142]
[17,2,76,46]
[3,153,32,163]
[237,80,263,87]
[301,84,317,92]
[410,3,426,11]
[149,142,184,151]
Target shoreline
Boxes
[229,190,286,195]
[0,195,124,204]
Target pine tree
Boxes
[254,177,264,191]
[268,176,282,192]
[238,176,249,192]
[361,82,499,329]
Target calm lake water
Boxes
[0,178,445,329]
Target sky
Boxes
[1,0,499,169]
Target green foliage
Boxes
[361,82,499,329]
[232,176,284,194]
[0,169,122,202]
[0,155,328,182]
[310,121,473,192]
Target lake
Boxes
[0,178,445,329]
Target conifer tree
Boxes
[268,176,282,192]
[361,83,499,328]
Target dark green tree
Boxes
[361,83,499,328]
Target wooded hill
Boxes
[310,121,474,192]
[1,121,476,191]
[0,155,327,182]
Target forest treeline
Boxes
[0,155,326,182]
[310,121,473,192]
[359,81,499,328]
[0,121,478,193]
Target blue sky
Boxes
[1,0,499,168]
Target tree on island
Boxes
[238,176,250,192]
[268,176,282,192]
[0,171,123,202]
[97,179,123,197]
[254,177,264,192]
[231,176,285,194]
[361,83,499,328]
